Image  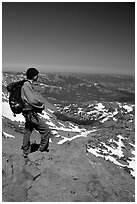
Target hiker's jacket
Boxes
[21,80,45,112]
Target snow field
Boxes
[2,96,135,177]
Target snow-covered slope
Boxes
[2,89,135,177]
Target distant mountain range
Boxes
[3,71,135,105]
[2,72,135,202]
[2,71,135,178]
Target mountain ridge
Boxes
[2,71,135,202]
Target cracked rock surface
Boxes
[2,130,135,202]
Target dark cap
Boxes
[26,67,39,79]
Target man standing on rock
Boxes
[21,67,51,158]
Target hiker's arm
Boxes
[22,83,44,108]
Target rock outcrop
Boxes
[2,127,135,202]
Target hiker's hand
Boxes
[42,104,45,110]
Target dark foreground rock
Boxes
[2,129,135,202]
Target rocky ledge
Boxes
[2,128,135,202]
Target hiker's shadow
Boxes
[30,143,40,153]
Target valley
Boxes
[2,71,135,202]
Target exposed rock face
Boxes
[2,130,135,202]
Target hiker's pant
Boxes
[22,111,51,154]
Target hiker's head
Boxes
[26,67,39,81]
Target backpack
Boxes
[7,80,26,116]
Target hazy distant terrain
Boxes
[3,71,135,123]
[2,71,135,202]
[37,72,135,104]
[3,71,135,104]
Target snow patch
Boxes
[58,129,97,144]
[3,131,15,138]
[94,103,105,111]
[123,105,133,113]
[2,101,25,122]
[87,134,135,177]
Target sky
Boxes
[2,2,135,75]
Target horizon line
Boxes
[2,70,135,77]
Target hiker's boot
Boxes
[22,152,28,158]
[21,145,31,158]
[38,146,49,152]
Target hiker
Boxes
[21,67,51,157]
